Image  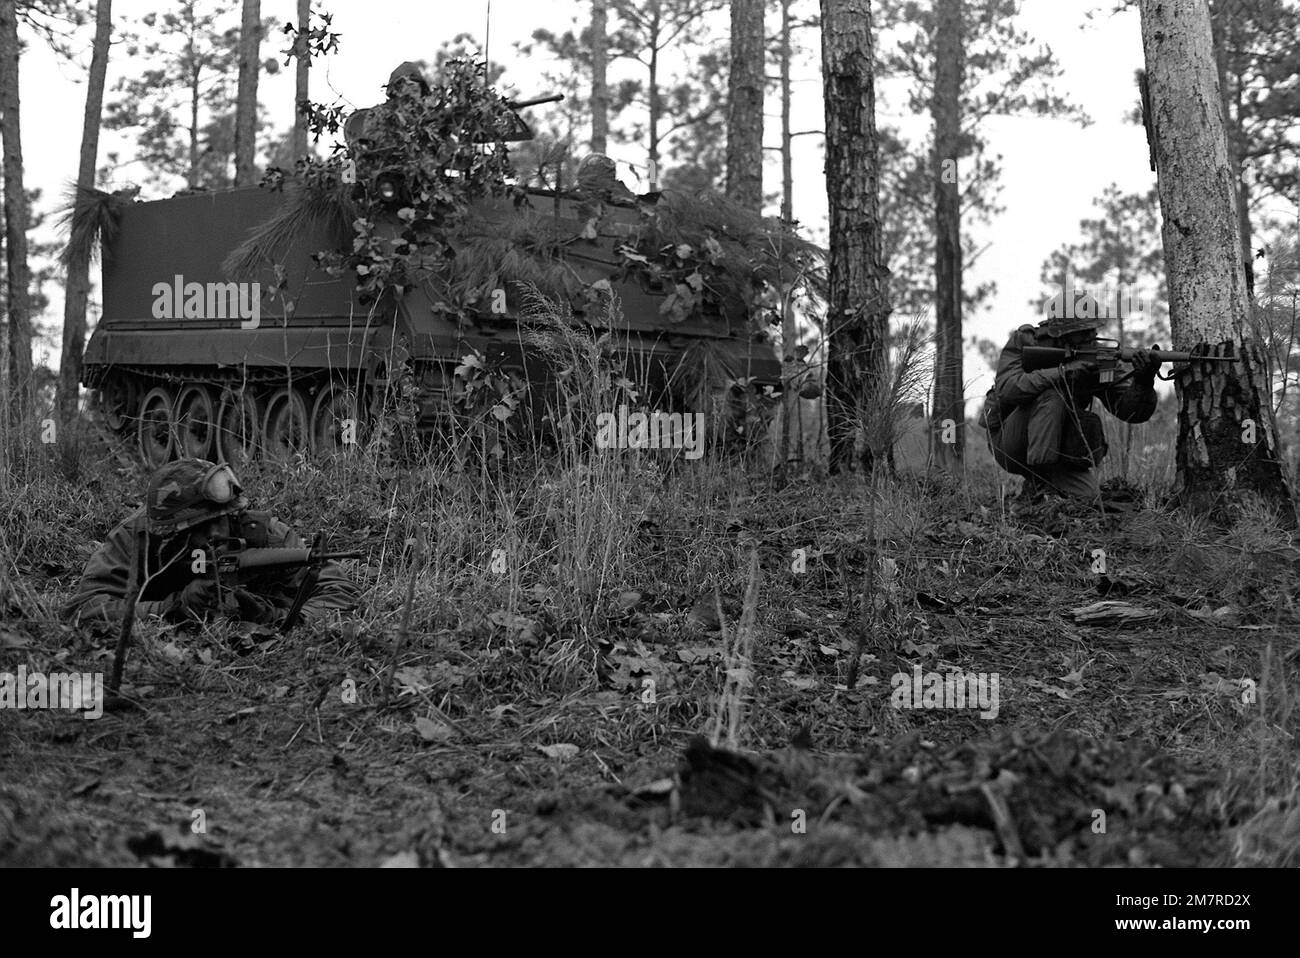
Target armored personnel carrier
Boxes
[81,74,788,468]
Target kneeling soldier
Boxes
[980,309,1163,502]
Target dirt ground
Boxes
[3,464,1298,867]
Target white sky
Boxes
[17,0,1296,401]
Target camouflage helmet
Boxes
[146,459,248,537]
[386,61,430,98]
[1040,290,1106,338]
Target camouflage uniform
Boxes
[64,459,360,628]
[980,316,1158,501]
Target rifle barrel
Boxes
[1021,344,1233,373]
[506,94,564,109]
[222,548,364,571]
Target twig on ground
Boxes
[380,530,424,709]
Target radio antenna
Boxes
[484,0,491,79]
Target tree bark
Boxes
[188,54,200,188]
[821,0,891,472]
[0,0,32,422]
[647,0,661,182]
[725,0,764,212]
[1209,2,1253,300]
[58,0,112,427]
[291,0,309,161]
[234,0,261,187]
[779,0,800,462]
[1139,0,1295,525]
[931,0,964,468]
[591,0,609,154]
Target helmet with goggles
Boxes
[145,459,248,537]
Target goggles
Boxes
[201,462,243,505]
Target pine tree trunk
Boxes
[1139,0,1296,525]
[647,1,661,183]
[821,0,891,472]
[725,0,764,212]
[931,0,964,468]
[779,0,800,462]
[58,0,112,427]
[1209,3,1253,299]
[188,59,200,188]
[291,0,309,161]
[234,0,261,187]
[591,0,609,154]
[0,0,32,423]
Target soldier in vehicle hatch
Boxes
[343,61,431,151]
[979,302,1164,503]
[65,459,360,628]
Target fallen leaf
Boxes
[537,743,579,761]
[612,590,645,615]
[783,675,819,691]
[832,674,879,691]
[632,777,675,798]
[1059,659,1093,685]
[69,777,101,797]
[1026,677,1074,700]
[1198,672,1242,696]
[380,850,420,868]
[414,716,453,743]
[676,645,720,665]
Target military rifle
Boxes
[1022,340,1235,384]
[211,535,362,635]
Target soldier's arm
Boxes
[253,519,362,623]
[993,326,1069,405]
[1098,375,1158,424]
[63,520,175,625]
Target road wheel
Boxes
[175,384,218,460]
[263,387,311,462]
[136,385,176,468]
[100,375,138,433]
[310,383,363,456]
[216,389,264,471]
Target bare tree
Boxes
[1138,0,1295,523]
[0,0,32,423]
[931,0,963,468]
[57,0,112,427]
[821,0,891,472]
[725,0,763,211]
[591,0,609,154]
[234,0,261,186]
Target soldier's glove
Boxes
[231,589,282,626]
[1131,346,1162,384]
[169,579,224,620]
[1057,358,1097,381]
